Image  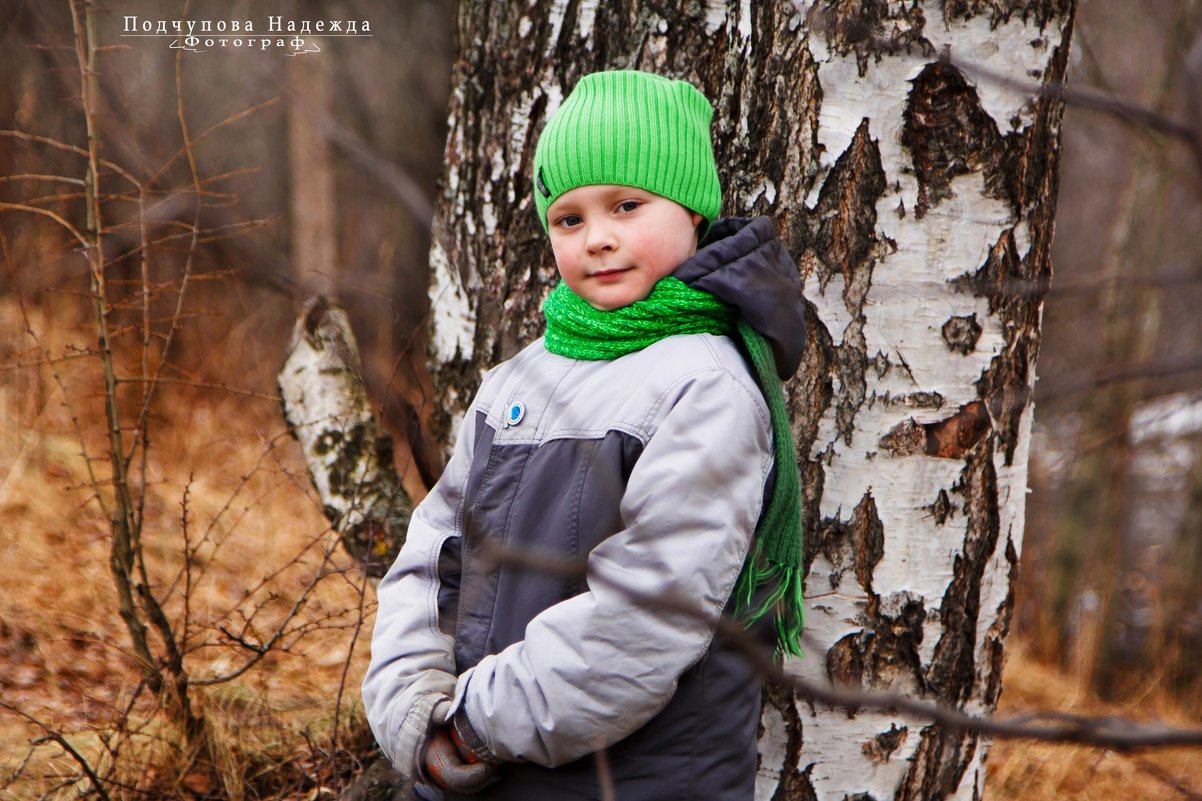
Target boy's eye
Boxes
[617,200,640,213]
[555,214,583,228]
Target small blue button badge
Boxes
[506,402,526,427]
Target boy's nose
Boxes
[585,224,617,254]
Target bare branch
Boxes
[112,375,280,401]
[0,201,88,247]
[946,51,1202,178]
[0,173,86,186]
[322,118,435,228]
[0,128,141,187]
[193,541,340,685]
[478,539,1202,751]
[329,553,373,791]
[0,702,111,801]
[141,97,282,188]
[1133,754,1202,800]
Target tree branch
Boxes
[0,702,111,801]
[477,539,1202,751]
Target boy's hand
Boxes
[425,726,500,794]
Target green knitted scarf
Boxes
[542,277,805,657]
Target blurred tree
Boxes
[288,51,338,297]
[1168,443,1202,703]
[1043,0,1197,698]
[411,1,1076,798]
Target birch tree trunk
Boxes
[424,2,1074,798]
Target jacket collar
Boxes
[672,217,807,379]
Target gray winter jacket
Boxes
[363,217,805,800]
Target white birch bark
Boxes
[763,7,1070,798]
[278,297,412,576]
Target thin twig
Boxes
[0,201,88,246]
[1133,754,1202,801]
[112,375,280,401]
[329,553,371,791]
[0,173,86,186]
[0,702,112,801]
[194,541,340,685]
[0,128,141,187]
[141,97,282,188]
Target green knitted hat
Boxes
[533,70,722,230]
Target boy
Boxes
[363,69,806,800]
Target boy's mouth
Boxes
[590,267,632,280]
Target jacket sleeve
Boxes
[361,378,492,782]
[451,366,774,767]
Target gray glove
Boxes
[422,700,500,794]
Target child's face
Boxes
[546,184,704,311]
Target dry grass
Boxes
[986,640,1202,800]
[0,287,376,799]
[2,286,1200,800]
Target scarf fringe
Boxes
[733,546,806,659]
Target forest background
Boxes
[1,0,1200,799]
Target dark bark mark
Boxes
[946,33,1070,468]
[812,491,884,592]
[927,489,954,525]
[793,302,836,452]
[796,298,835,580]
[1002,35,1072,220]
[862,724,909,764]
[828,591,928,708]
[871,351,891,379]
[796,120,887,445]
[895,725,978,801]
[878,418,927,457]
[821,121,887,296]
[874,390,945,410]
[878,400,991,458]
[806,0,933,77]
[853,493,886,591]
[979,534,1019,706]
[761,682,817,801]
[941,0,1072,29]
[926,400,991,458]
[901,61,1009,219]
[942,313,982,354]
[800,458,829,578]
[836,324,869,447]
[777,764,821,801]
[827,631,870,712]
[717,2,823,224]
[952,229,1039,466]
[865,592,928,693]
[783,764,822,801]
[926,438,1001,705]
